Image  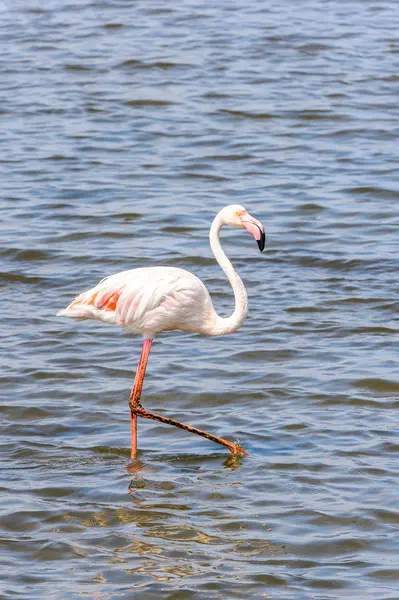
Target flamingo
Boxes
[57,204,265,459]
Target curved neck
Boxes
[207,214,248,336]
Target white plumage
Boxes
[58,266,214,338]
[58,204,265,339]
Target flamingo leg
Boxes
[128,337,249,459]
[131,405,249,457]
[129,338,153,460]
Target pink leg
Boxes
[129,339,153,460]
[128,338,248,459]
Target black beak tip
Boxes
[257,232,266,252]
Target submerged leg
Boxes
[129,338,153,460]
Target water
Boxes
[1,1,399,598]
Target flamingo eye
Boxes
[236,210,246,217]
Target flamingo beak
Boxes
[242,215,266,252]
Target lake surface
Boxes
[1,1,398,598]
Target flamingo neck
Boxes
[206,213,248,336]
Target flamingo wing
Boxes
[57,267,212,336]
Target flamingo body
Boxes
[57,266,214,339]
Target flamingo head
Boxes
[219,204,266,252]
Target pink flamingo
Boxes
[57,205,265,459]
